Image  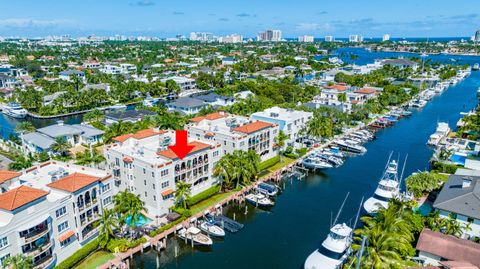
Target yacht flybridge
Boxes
[304,193,364,269]
[363,153,407,215]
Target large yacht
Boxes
[304,194,363,269]
[2,102,27,118]
[363,155,402,214]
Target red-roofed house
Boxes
[0,170,21,191]
[354,88,377,100]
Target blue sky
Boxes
[0,0,478,38]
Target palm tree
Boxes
[2,254,33,269]
[8,156,32,171]
[51,137,70,156]
[127,194,147,229]
[15,122,35,133]
[213,155,235,191]
[98,209,119,248]
[337,92,347,104]
[174,181,192,209]
[274,130,289,150]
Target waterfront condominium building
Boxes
[0,162,116,268]
[324,35,334,42]
[187,112,279,161]
[251,107,313,149]
[104,128,222,219]
[349,34,363,42]
[382,34,390,42]
[298,35,314,42]
[475,29,480,42]
[257,30,282,42]
[219,34,243,43]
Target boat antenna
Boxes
[352,196,365,232]
[398,154,408,187]
[382,151,394,174]
[332,192,350,227]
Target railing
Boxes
[24,241,52,257]
[33,254,55,269]
[23,227,50,244]
[82,227,99,241]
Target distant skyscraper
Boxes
[324,35,334,42]
[382,34,390,42]
[349,35,359,42]
[220,34,243,43]
[298,35,314,42]
[190,32,215,42]
[475,29,480,42]
[257,29,282,41]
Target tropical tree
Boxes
[213,150,260,190]
[274,130,289,150]
[83,109,105,123]
[51,137,70,156]
[113,190,147,232]
[174,181,192,209]
[8,156,32,171]
[2,254,33,269]
[406,172,440,198]
[75,149,105,168]
[337,92,347,104]
[98,208,119,248]
[306,114,333,139]
[15,122,35,133]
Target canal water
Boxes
[131,54,480,268]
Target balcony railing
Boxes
[33,254,55,269]
[23,227,50,244]
[24,240,52,257]
[82,227,99,241]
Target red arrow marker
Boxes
[169,130,195,160]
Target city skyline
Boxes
[0,0,479,38]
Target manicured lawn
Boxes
[190,191,236,216]
[432,172,450,182]
[73,251,115,269]
[260,156,297,178]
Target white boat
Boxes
[420,52,428,57]
[2,102,27,118]
[176,226,213,246]
[334,139,366,154]
[108,103,127,110]
[473,63,479,71]
[199,221,225,237]
[245,193,275,207]
[427,122,450,146]
[409,99,427,108]
[305,194,363,269]
[302,156,333,170]
[363,154,403,215]
[255,182,279,196]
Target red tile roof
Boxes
[161,188,174,196]
[114,128,167,143]
[47,173,100,193]
[416,229,480,267]
[123,156,133,163]
[157,141,211,159]
[0,185,48,211]
[325,84,348,91]
[190,112,228,123]
[354,88,376,94]
[0,170,21,184]
[233,121,274,134]
[58,230,75,242]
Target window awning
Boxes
[58,230,75,242]
[161,188,174,196]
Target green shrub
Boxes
[295,147,308,157]
[54,239,99,269]
[172,207,191,217]
[431,161,458,174]
[186,185,221,207]
[259,155,280,171]
[284,152,298,159]
[149,217,186,237]
[406,172,441,198]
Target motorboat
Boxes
[198,212,225,237]
[108,103,127,110]
[312,151,343,167]
[363,154,404,215]
[142,93,159,107]
[302,156,333,170]
[176,226,213,246]
[304,194,363,269]
[427,122,450,146]
[255,182,279,197]
[473,63,479,71]
[334,139,366,154]
[2,102,27,118]
[245,193,275,207]
[327,147,345,159]
[409,99,427,108]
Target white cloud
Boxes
[0,18,75,28]
[295,22,333,32]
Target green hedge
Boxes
[295,147,308,157]
[259,155,280,171]
[107,237,147,253]
[186,185,221,207]
[149,217,187,237]
[431,161,458,174]
[54,239,99,269]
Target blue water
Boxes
[126,214,152,227]
[450,154,467,166]
[130,52,480,269]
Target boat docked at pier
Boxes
[363,153,406,215]
[198,212,226,237]
[427,122,450,146]
[245,193,275,207]
[255,182,279,197]
[304,194,363,269]
[409,99,427,108]
[2,102,27,118]
[333,139,366,154]
[473,63,479,71]
[176,226,213,246]
[302,155,334,170]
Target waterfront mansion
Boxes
[187,112,279,161]
[0,162,116,268]
[104,128,222,218]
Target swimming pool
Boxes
[414,203,433,216]
[126,214,152,226]
[450,154,466,166]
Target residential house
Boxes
[166,97,208,115]
[104,109,156,126]
[195,93,236,107]
[160,76,196,91]
[59,70,85,82]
